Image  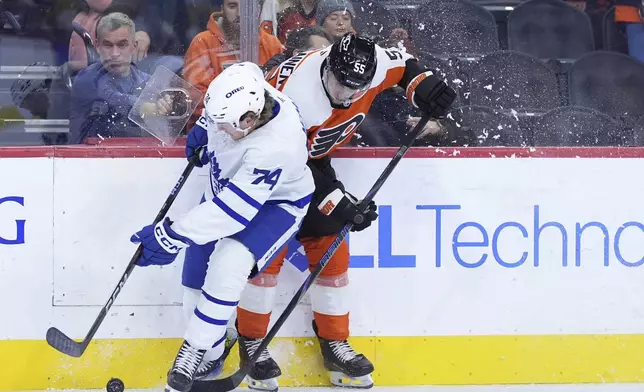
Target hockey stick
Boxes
[191,114,434,392]
[46,157,200,358]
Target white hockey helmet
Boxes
[203,62,266,138]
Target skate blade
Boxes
[245,375,279,392]
[195,328,239,381]
[194,363,223,381]
[330,371,374,389]
[164,385,188,392]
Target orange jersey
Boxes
[266,46,415,159]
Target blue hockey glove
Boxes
[185,124,209,167]
[130,217,190,267]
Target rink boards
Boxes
[1,146,644,389]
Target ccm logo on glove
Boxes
[155,225,182,253]
[131,217,189,267]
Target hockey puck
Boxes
[106,378,124,392]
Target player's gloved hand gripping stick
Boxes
[190,113,436,392]
[45,152,203,358]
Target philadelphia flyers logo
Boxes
[310,113,366,158]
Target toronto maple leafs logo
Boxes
[208,150,229,195]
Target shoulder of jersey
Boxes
[267,49,327,91]
[361,44,415,89]
[255,90,307,152]
[248,122,307,170]
[374,44,415,69]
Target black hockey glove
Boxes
[407,72,457,119]
[318,182,378,232]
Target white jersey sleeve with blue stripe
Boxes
[171,81,313,246]
[172,147,296,245]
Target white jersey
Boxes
[171,83,314,246]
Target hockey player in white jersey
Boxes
[129,62,314,392]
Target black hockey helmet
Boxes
[328,33,377,89]
[322,33,377,105]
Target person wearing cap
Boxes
[316,0,355,41]
[277,0,354,45]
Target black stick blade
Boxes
[46,327,87,358]
[191,370,246,392]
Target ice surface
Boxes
[18,385,644,392]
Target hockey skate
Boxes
[165,340,207,392]
[312,320,374,389]
[194,327,239,381]
[238,333,282,392]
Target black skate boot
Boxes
[312,320,374,389]
[238,333,282,392]
[165,340,207,392]
[194,327,239,381]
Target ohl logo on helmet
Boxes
[226,86,245,98]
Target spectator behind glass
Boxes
[130,0,197,75]
[262,25,333,74]
[69,12,163,144]
[316,0,355,42]
[68,0,112,72]
[135,0,192,56]
[68,0,152,72]
[277,0,318,43]
[183,0,283,127]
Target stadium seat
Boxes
[469,50,560,112]
[631,115,644,145]
[533,106,631,146]
[410,0,499,56]
[439,105,527,146]
[352,0,402,44]
[416,54,465,105]
[569,51,644,118]
[603,6,629,55]
[507,0,594,60]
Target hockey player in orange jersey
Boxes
[185,32,456,391]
